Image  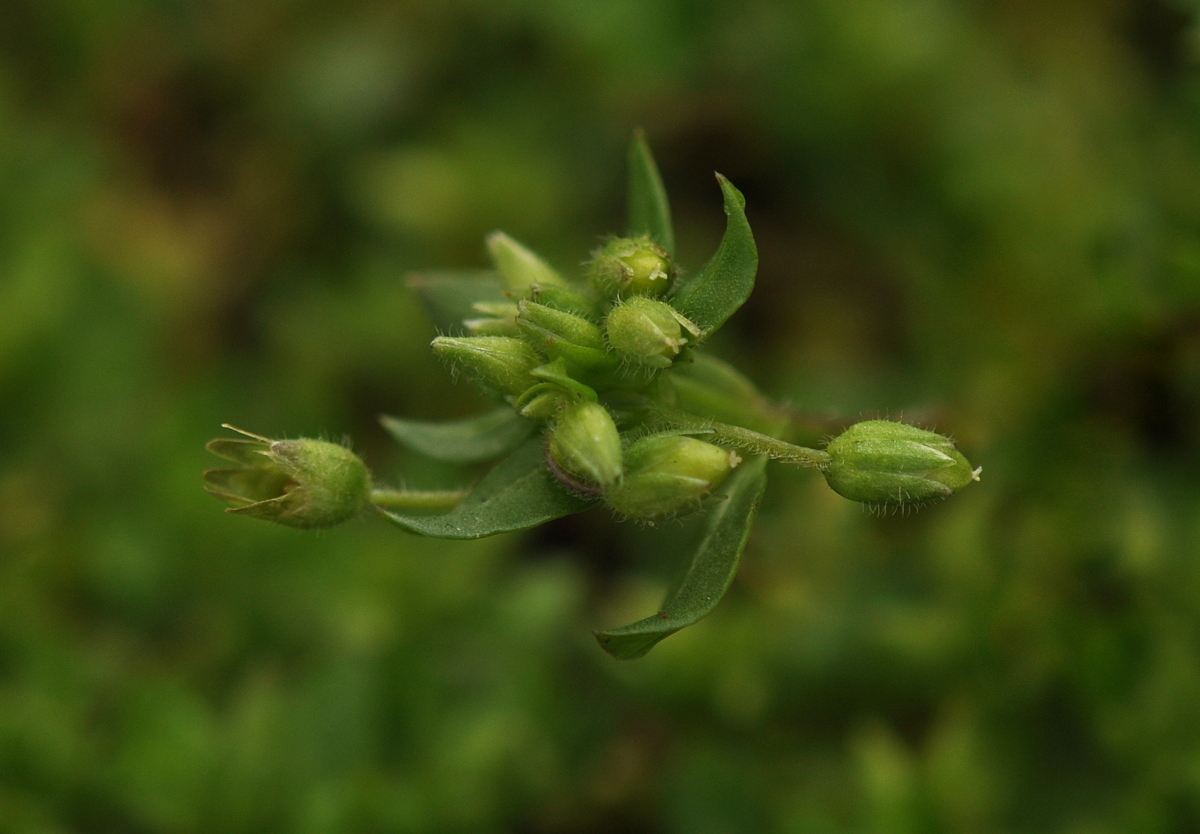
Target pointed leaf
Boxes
[406,270,508,333]
[668,175,758,336]
[377,437,595,539]
[627,129,674,255]
[380,407,535,464]
[595,455,767,659]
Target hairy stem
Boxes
[652,405,831,467]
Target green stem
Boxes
[370,488,467,513]
[653,405,831,468]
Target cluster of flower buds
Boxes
[419,231,744,518]
[545,402,742,519]
[430,233,703,422]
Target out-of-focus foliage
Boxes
[3,0,1200,831]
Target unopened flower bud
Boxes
[516,301,618,380]
[548,402,624,493]
[431,335,541,399]
[463,300,521,336]
[487,231,565,290]
[606,434,741,519]
[588,235,673,299]
[204,426,371,529]
[606,297,698,368]
[821,420,981,508]
[523,283,601,320]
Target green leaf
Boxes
[627,129,674,255]
[380,407,535,464]
[595,455,768,659]
[377,437,595,539]
[668,175,758,336]
[406,270,507,333]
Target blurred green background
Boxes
[4,0,1200,831]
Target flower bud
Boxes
[516,301,618,379]
[463,301,521,336]
[605,434,741,519]
[588,235,673,299]
[487,231,565,290]
[523,283,601,320]
[821,420,981,508]
[605,296,697,368]
[547,402,624,493]
[204,427,371,529]
[431,335,541,399]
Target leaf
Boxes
[668,175,758,336]
[406,270,508,333]
[377,436,595,539]
[627,129,674,255]
[595,455,768,659]
[380,407,535,464]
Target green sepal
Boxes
[595,455,767,659]
[668,175,758,336]
[379,406,535,464]
[377,437,595,539]
[406,270,507,333]
[627,130,674,256]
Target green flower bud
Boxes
[821,420,981,508]
[588,235,673,299]
[487,231,565,290]
[523,283,601,320]
[605,296,699,368]
[204,426,371,529]
[516,300,618,380]
[463,300,521,336]
[431,335,541,399]
[547,402,624,493]
[606,434,741,519]
[517,300,606,352]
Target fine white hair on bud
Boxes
[821,420,979,509]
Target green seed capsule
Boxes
[204,427,371,529]
[548,402,624,493]
[606,434,741,519]
[588,235,674,299]
[821,420,980,508]
[431,335,541,399]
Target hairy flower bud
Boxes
[204,427,371,529]
[487,231,565,290]
[588,235,673,299]
[821,420,981,508]
[605,296,698,368]
[523,283,601,320]
[516,301,618,380]
[606,434,741,519]
[547,402,624,493]
[431,336,541,399]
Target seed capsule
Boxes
[821,420,980,508]
[204,427,372,529]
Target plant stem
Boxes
[370,488,468,513]
[652,405,831,467]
